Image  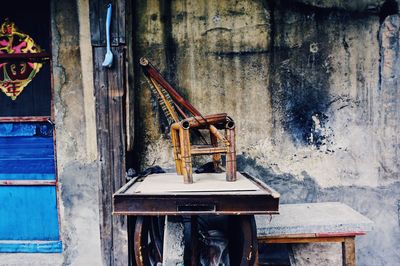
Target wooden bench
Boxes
[256,202,373,266]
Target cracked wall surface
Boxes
[54,0,102,265]
[132,0,400,265]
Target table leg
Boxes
[342,236,355,266]
[191,216,199,266]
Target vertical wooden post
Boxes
[179,126,193,183]
[90,0,129,263]
[226,127,237,181]
[342,237,356,266]
[171,127,182,174]
[94,46,128,266]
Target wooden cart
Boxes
[113,172,280,265]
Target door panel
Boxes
[0,123,55,180]
[0,186,59,240]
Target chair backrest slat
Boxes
[140,57,204,120]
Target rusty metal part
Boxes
[134,216,149,266]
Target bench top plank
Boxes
[256,202,373,237]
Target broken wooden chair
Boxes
[140,57,237,184]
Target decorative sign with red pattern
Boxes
[0,20,43,100]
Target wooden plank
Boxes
[89,0,101,45]
[94,45,128,265]
[257,232,365,240]
[259,233,318,239]
[94,46,113,265]
[0,117,50,123]
[0,159,55,175]
[259,236,346,244]
[317,232,365,237]
[0,150,54,158]
[111,0,120,46]
[91,1,129,263]
[125,0,134,152]
[0,135,55,179]
[90,0,125,46]
[0,240,62,253]
[108,46,128,266]
[117,0,126,44]
[0,180,56,186]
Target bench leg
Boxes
[342,237,355,266]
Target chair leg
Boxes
[210,132,222,172]
[226,128,237,181]
[179,127,193,183]
[171,127,182,175]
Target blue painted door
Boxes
[0,123,61,253]
[0,1,61,253]
[0,0,62,254]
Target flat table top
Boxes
[256,202,374,236]
[130,172,263,194]
[113,172,280,216]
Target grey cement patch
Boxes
[256,202,373,236]
[58,161,102,266]
[163,216,185,266]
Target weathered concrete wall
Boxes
[54,0,102,264]
[133,0,400,265]
[0,0,102,265]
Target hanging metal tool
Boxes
[102,4,113,67]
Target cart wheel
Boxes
[134,216,164,266]
[133,215,257,266]
[196,215,257,265]
[227,215,258,266]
